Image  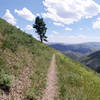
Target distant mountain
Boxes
[64,51,83,60]
[81,51,100,73]
[49,43,100,60]
[82,42,100,50]
[1,18,100,100]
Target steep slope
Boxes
[56,52,100,100]
[0,18,54,100]
[81,51,100,73]
[0,18,100,100]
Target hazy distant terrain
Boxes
[1,18,100,100]
[50,43,100,73]
[49,43,100,60]
[81,51,100,73]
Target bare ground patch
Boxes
[41,54,58,100]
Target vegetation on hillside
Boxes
[56,52,100,100]
[81,51,100,73]
[0,18,53,99]
[0,18,100,100]
[33,16,47,43]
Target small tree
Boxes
[33,16,47,43]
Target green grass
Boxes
[56,52,100,100]
[80,51,100,73]
[0,58,12,91]
[1,18,100,100]
[24,45,53,100]
[0,18,54,99]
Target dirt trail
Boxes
[41,54,58,100]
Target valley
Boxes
[0,18,100,100]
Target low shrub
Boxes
[0,72,12,91]
[24,88,38,100]
[0,58,12,91]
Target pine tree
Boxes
[33,16,47,43]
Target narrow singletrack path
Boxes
[42,54,58,100]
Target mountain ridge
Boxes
[49,43,100,60]
[81,50,100,73]
[0,18,100,100]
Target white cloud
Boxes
[3,9,16,25]
[42,0,100,25]
[53,22,64,27]
[80,28,83,30]
[93,17,100,29]
[16,25,19,28]
[21,28,24,31]
[15,8,35,21]
[48,34,86,43]
[48,33,100,44]
[65,27,72,31]
[52,30,59,35]
[36,13,40,16]
[25,25,33,30]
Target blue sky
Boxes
[1,0,100,44]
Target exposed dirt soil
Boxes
[0,66,33,100]
[41,54,58,100]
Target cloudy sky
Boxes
[1,0,100,44]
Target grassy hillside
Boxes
[0,18,54,99]
[56,52,100,100]
[81,51,100,73]
[0,18,100,100]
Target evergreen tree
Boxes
[33,16,47,43]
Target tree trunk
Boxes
[40,36,43,43]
